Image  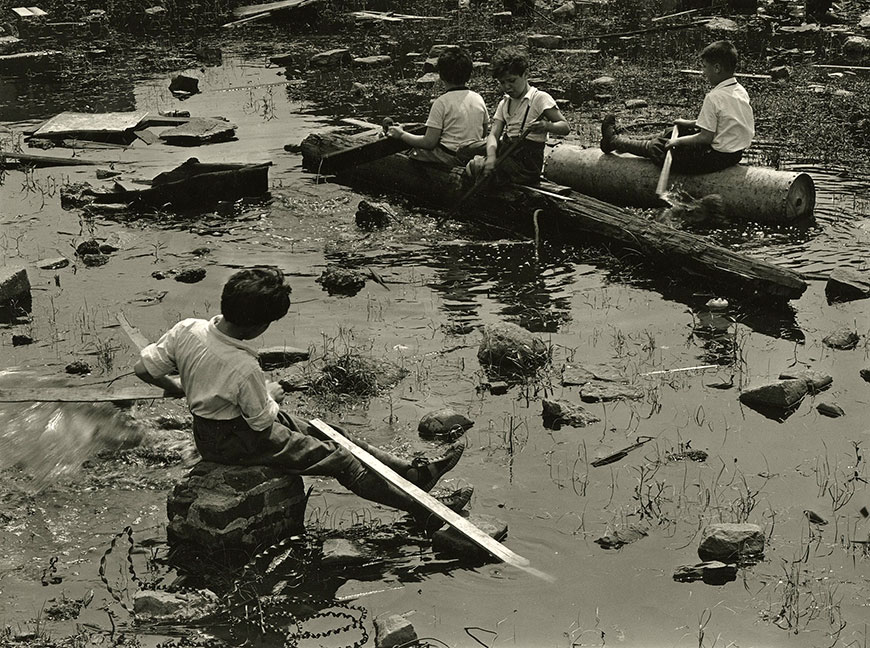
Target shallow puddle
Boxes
[1,36,869,648]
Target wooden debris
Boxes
[0,151,102,167]
[349,10,448,21]
[0,386,167,403]
[679,68,772,80]
[591,436,655,467]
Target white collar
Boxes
[505,84,536,103]
[712,77,738,90]
[208,315,259,357]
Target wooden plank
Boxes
[0,151,101,167]
[679,68,771,80]
[0,386,167,403]
[309,419,553,581]
[317,124,426,173]
[116,313,150,351]
[233,0,311,18]
[812,64,870,72]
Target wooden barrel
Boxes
[544,145,816,223]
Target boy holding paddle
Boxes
[386,47,489,168]
[600,40,754,174]
[464,46,570,185]
[133,267,470,528]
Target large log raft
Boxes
[300,132,807,301]
[545,146,816,223]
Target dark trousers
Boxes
[649,126,744,174]
[461,137,546,185]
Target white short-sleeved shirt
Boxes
[695,78,755,153]
[139,316,279,431]
[493,85,557,143]
[426,88,489,152]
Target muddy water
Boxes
[1,40,870,648]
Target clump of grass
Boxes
[311,350,408,401]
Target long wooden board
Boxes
[0,386,167,403]
[309,418,553,581]
[116,313,150,351]
[0,151,101,167]
[317,124,427,174]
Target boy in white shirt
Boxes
[600,40,754,174]
[134,268,470,528]
[386,47,489,168]
[463,46,570,185]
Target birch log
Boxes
[544,145,816,223]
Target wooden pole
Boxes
[655,126,678,198]
[308,419,554,581]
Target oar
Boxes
[309,418,554,582]
[655,125,679,199]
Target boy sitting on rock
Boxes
[134,267,469,527]
[600,40,754,174]
[386,47,489,168]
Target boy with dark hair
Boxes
[387,47,489,168]
[600,40,754,174]
[464,46,570,185]
[134,267,470,527]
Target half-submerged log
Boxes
[544,146,816,223]
[300,132,808,301]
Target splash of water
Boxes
[0,401,145,492]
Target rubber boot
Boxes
[608,134,659,159]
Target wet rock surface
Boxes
[432,513,507,561]
[317,265,367,296]
[541,398,600,429]
[418,407,473,439]
[822,327,860,350]
[673,561,737,585]
[698,523,764,562]
[595,524,648,549]
[477,321,549,376]
[739,379,808,410]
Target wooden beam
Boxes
[116,312,150,351]
[0,386,167,403]
[0,151,102,167]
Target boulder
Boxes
[477,321,549,375]
[374,614,417,648]
[739,379,807,409]
[777,369,832,393]
[310,48,352,67]
[673,561,737,585]
[817,402,844,417]
[133,589,218,622]
[822,327,859,350]
[432,513,507,561]
[541,399,600,429]
[697,523,764,561]
[825,267,870,303]
[353,55,391,68]
[0,266,31,310]
[580,380,643,403]
[527,34,563,49]
[843,36,870,61]
[418,408,474,439]
[166,462,306,554]
[257,346,310,370]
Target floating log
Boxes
[300,132,807,301]
[544,146,815,223]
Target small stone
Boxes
[322,538,369,567]
[418,408,473,439]
[76,239,102,256]
[861,368,870,382]
[155,414,189,430]
[527,34,563,49]
[804,509,828,525]
[541,399,600,429]
[594,94,613,103]
[477,321,549,376]
[0,266,31,311]
[834,89,855,98]
[133,589,218,621]
[60,182,95,210]
[488,381,509,395]
[822,327,859,350]
[310,48,352,67]
[705,16,739,31]
[374,614,417,648]
[706,297,729,310]
[317,265,367,296]
[595,524,647,549]
[673,561,737,585]
[698,522,764,562]
[11,334,33,346]
[843,36,870,61]
[258,346,310,370]
[432,513,507,560]
[590,76,614,91]
[65,360,91,375]
[739,379,808,409]
[416,72,440,86]
[817,402,844,417]
[350,82,370,96]
[152,270,168,280]
[96,168,121,180]
[768,65,790,80]
[174,267,206,284]
[269,52,295,66]
[552,1,576,17]
[80,253,110,267]
[777,369,832,393]
[36,257,69,270]
[623,98,647,109]
[353,55,391,68]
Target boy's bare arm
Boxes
[133,359,185,396]
[674,118,696,129]
[527,107,570,137]
[665,126,713,150]
[482,120,505,175]
[387,125,442,150]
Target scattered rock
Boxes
[673,561,737,585]
[825,267,870,303]
[11,334,33,346]
[257,346,310,370]
[541,399,600,429]
[155,414,189,430]
[623,98,647,109]
[416,72,440,86]
[317,265,367,296]
[698,522,764,562]
[553,1,576,18]
[432,513,507,561]
[351,81,370,96]
[562,364,622,386]
[133,589,219,622]
[861,368,870,382]
[778,369,832,393]
[705,16,739,32]
[80,254,110,267]
[36,257,69,270]
[374,614,417,648]
[768,65,790,80]
[580,380,643,403]
[477,321,549,376]
[817,402,844,417]
[418,408,474,439]
[96,168,122,180]
[65,360,91,375]
[594,524,647,549]
[843,35,870,61]
[159,118,237,146]
[353,55,391,68]
[0,266,31,311]
[665,447,708,463]
[739,379,808,410]
[527,34,563,49]
[166,462,306,553]
[356,200,396,229]
[428,44,460,58]
[822,327,859,350]
[590,76,615,91]
[174,267,206,284]
[488,380,509,395]
[269,52,295,66]
[422,56,439,73]
[493,10,513,24]
[168,74,199,96]
[322,538,370,567]
[310,48,352,67]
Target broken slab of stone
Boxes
[166,462,306,554]
[168,74,199,96]
[418,407,473,439]
[697,522,764,562]
[258,346,310,370]
[594,524,647,549]
[673,561,737,585]
[355,200,396,229]
[374,614,417,648]
[561,363,622,386]
[822,326,859,350]
[739,379,807,410]
[580,381,643,403]
[133,589,218,622]
[825,267,870,303]
[777,369,832,393]
[353,55,391,68]
[432,513,507,561]
[527,34,563,49]
[321,537,370,567]
[310,48,352,67]
[416,72,440,86]
[541,399,600,429]
[477,321,549,376]
[269,52,295,66]
[36,257,69,270]
[0,266,31,310]
[817,402,844,417]
[317,265,367,296]
[705,16,739,31]
[159,117,237,146]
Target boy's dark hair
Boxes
[437,48,473,86]
[701,40,738,74]
[221,267,291,327]
[491,46,529,79]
